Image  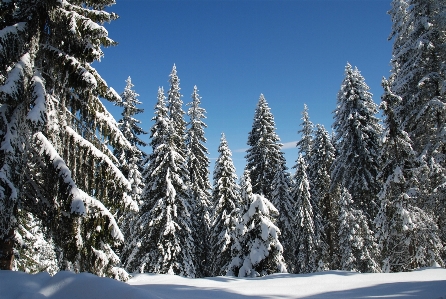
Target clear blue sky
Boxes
[94,0,393,178]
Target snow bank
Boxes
[1,268,446,299]
[0,271,156,299]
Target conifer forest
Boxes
[0,0,445,281]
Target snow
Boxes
[1,268,446,299]
[28,71,47,126]
[0,53,31,97]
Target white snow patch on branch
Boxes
[27,71,46,126]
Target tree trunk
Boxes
[0,228,14,270]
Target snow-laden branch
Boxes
[34,132,125,242]
[27,71,47,127]
[0,53,32,103]
[65,127,131,190]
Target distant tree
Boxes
[115,76,147,198]
[245,94,286,199]
[167,64,187,154]
[337,188,381,273]
[209,134,240,277]
[308,124,337,268]
[331,63,382,219]
[123,87,195,277]
[292,155,328,273]
[271,163,297,272]
[186,86,212,277]
[374,78,443,272]
[0,0,136,279]
[296,104,314,160]
[114,77,147,248]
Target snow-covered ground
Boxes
[1,268,446,299]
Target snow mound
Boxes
[1,268,446,299]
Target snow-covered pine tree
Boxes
[388,0,446,260]
[115,76,147,201]
[123,86,195,277]
[270,163,297,272]
[186,86,211,277]
[374,78,443,272]
[167,64,187,155]
[229,190,287,277]
[209,133,240,277]
[292,154,328,273]
[307,124,337,269]
[337,188,381,273]
[114,77,147,251]
[296,104,314,161]
[226,170,250,276]
[331,63,382,220]
[245,94,286,199]
[0,0,136,279]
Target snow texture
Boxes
[1,267,446,299]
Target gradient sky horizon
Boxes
[94,0,394,178]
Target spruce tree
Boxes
[270,163,297,272]
[308,124,337,268]
[123,87,195,277]
[115,76,147,201]
[228,189,287,277]
[296,104,314,160]
[209,133,240,276]
[331,63,382,219]
[0,0,135,279]
[374,78,443,272]
[167,64,187,154]
[114,77,147,251]
[388,0,446,259]
[186,86,211,277]
[338,188,381,273]
[292,155,328,273]
[245,94,286,199]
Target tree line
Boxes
[0,0,444,280]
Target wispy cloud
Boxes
[281,141,298,150]
[233,142,297,152]
[234,148,248,153]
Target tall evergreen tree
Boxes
[245,94,286,199]
[115,76,147,201]
[114,77,147,252]
[167,64,187,154]
[374,78,443,272]
[337,188,381,273]
[270,163,297,272]
[296,104,314,160]
[209,133,240,277]
[123,87,195,277]
[292,155,328,273]
[308,124,337,268]
[0,0,136,279]
[388,0,446,258]
[186,85,211,277]
[331,63,382,219]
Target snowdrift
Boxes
[1,268,446,299]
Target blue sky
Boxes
[94,0,393,178]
